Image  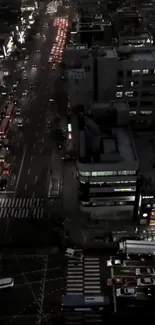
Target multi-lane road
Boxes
[6,19,57,198]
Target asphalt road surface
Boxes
[0,252,67,325]
[6,18,57,198]
[0,249,112,325]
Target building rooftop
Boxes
[116,46,155,61]
[118,31,151,39]
[134,132,155,192]
[78,102,138,172]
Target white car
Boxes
[65,248,83,261]
[137,277,155,287]
[107,258,123,267]
[116,287,137,298]
[135,268,155,276]
[22,90,28,96]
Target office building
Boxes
[65,45,155,127]
[118,30,153,48]
[71,18,112,47]
[77,101,139,220]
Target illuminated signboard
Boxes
[66,44,87,50]
[68,69,85,79]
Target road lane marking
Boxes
[32,192,35,198]
[28,169,30,175]
[13,156,15,161]
[38,123,40,127]
[14,148,27,195]
[111,266,117,313]
[31,156,33,161]
[42,137,44,143]
[33,143,36,148]
[24,184,27,190]
[17,142,19,147]
[40,147,43,153]
[10,174,16,186]
[36,131,38,137]
[35,176,38,183]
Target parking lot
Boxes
[0,253,66,325]
[107,255,155,314]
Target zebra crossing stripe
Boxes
[0,198,44,219]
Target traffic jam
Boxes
[106,239,155,311]
[0,57,38,191]
[0,101,15,191]
[49,17,68,69]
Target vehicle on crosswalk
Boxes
[135,268,155,276]
[0,277,14,289]
[137,277,155,287]
[116,287,137,298]
[65,248,83,261]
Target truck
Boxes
[48,174,61,198]
[118,240,155,256]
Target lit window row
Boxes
[78,170,136,177]
[129,111,136,116]
[140,110,152,115]
[125,91,133,97]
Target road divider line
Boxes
[31,156,33,161]
[28,169,30,175]
[24,183,27,190]
[14,148,26,196]
[111,266,117,313]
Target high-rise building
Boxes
[65,45,155,127]
[77,101,139,221]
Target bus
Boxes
[119,240,155,256]
[62,294,109,311]
[0,277,14,289]
[48,174,61,198]
[0,118,10,138]
[6,103,14,119]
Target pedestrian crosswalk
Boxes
[66,250,101,295]
[0,198,44,219]
[65,250,103,325]
[64,311,103,325]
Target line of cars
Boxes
[0,43,38,191]
[49,17,68,69]
[107,256,155,299]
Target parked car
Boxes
[135,268,155,276]
[116,287,137,298]
[137,277,155,287]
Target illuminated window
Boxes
[125,91,133,97]
[143,69,149,74]
[116,92,122,98]
[132,70,140,75]
[79,171,90,176]
[140,110,152,115]
[129,111,136,116]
